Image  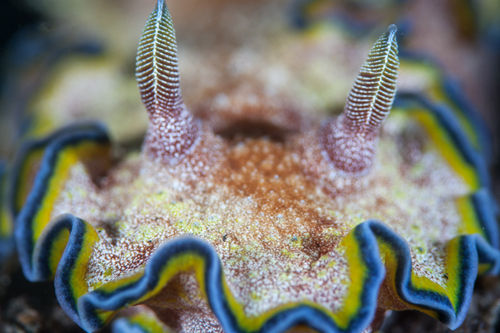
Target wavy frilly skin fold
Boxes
[289,0,406,33]
[111,306,173,333]
[398,50,493,164]
[10,89,500,332]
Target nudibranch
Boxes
[11,0,499,332]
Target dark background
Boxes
[0,0,41,81]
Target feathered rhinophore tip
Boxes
[344,24,399,133]
[136,0,199,163]
[321,25,399,173]
[136,0,181,115]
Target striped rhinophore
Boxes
[321,25,399,173]
[136,0,182,116]
[136,0,199,163]
[344,24,399,133]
